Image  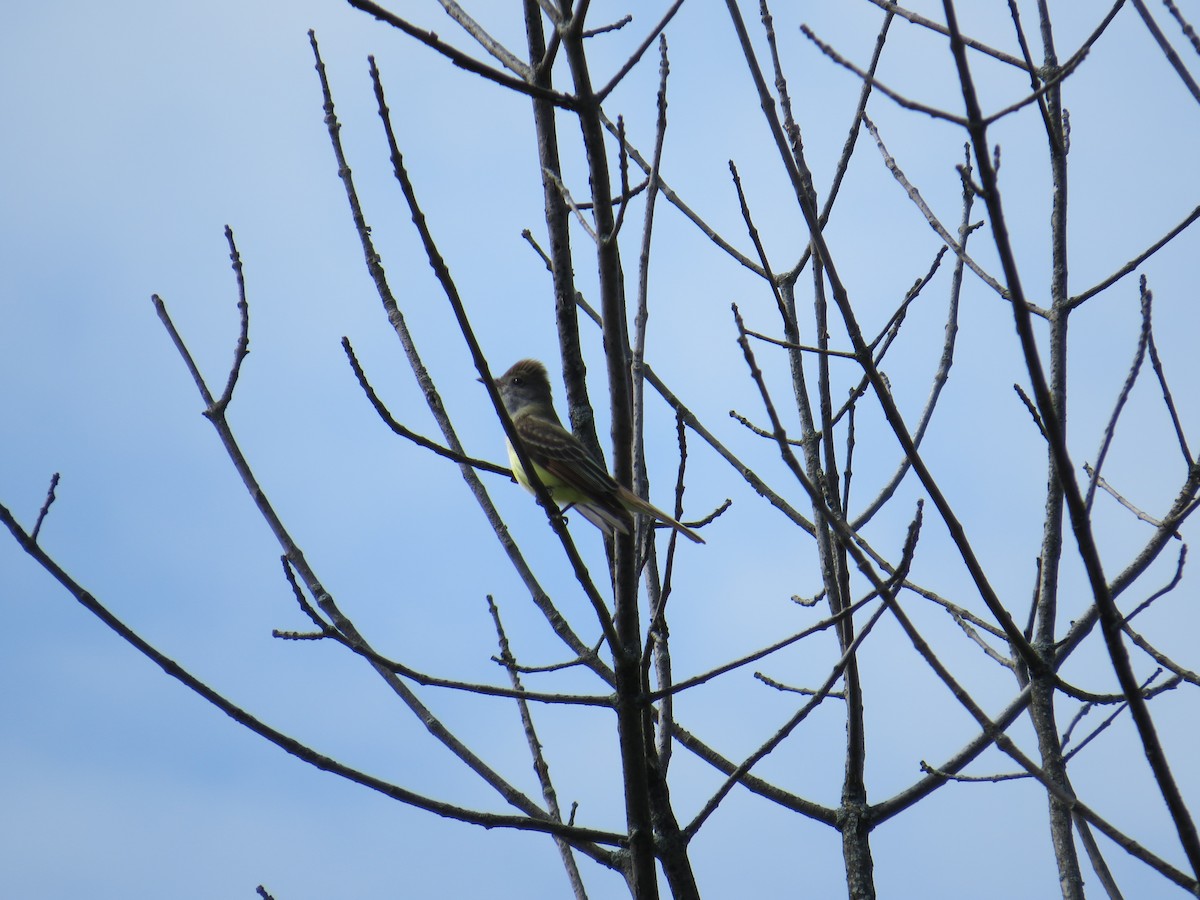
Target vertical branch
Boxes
[633,30,671,758]
[1022,4,1085,895]
[812,254,869,895]
[632,36,670,513]
[642,410,691,769]
[559,7,674,897]
[523,0,603,461]
[213,226,251,413]
[620,38,702,897]
[753,1,822,457]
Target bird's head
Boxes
[491,359,553,415]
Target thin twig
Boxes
[437,0,531,79]
[280,556,333,633]
[755,672,846,700]
[543,168,601,241]
[728,160,787,322]
[647,593,881,702]
[345,0,574,107]
[582,15,632,39]
[1055,462,1200,662]
[1124,544,1187,622]
[745,328,858,359]
[600,112,765,275]
[1074,812,1127,900]
[858,0,1033,70]
[212,226,250,415]
[1131,0,1200,103]
[1148,330,1195,467]
[919,761,1029,783]
[342,338,510,477]
[731,410,813,446]
[595,0,685,103]
[1121,625,1200,688]
[1162,0,1200,56]
[801,24,968,124]
[1084,464,1178,537]
[862,115,1021,312]
[488,596,592,896]
[1084,278,1152,512]
[1068,203,1200,309]
[30,473,60,543]
[1063,670,1172,762]
[1014,383,1048,440]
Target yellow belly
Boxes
[506,439,583,506]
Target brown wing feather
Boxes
[516,414,619,496]
[514,414,632,532]
[514,411,703,543]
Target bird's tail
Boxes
[616,486,705,544]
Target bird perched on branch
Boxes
[491,359,704,544]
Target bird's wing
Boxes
[513,412,706,542]
[516,414,619,497]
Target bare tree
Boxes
[5,1,1200,897]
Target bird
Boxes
[491,359,704,544]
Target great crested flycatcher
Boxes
[492,359,705,544]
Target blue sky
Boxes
[3,2,1199,897]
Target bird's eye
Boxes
[512,376,523,386]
